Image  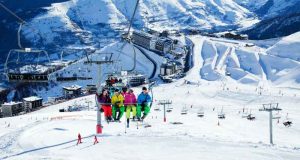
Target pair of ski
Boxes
[124,118,152,133]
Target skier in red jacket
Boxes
[96,89,113,122]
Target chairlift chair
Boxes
[218,113,225,119]
[4,48,52,82]
[154,105,161,111]
[283,113,292,127]
[167,105,173,112]
[197,111,204,117]
[218,106,225,119]
[272,112,281,119]
[181,107,188,115]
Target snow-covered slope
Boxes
[1,36,300,160]
[194,34,300,86]
[267,32,300,61]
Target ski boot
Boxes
[127,118,130,128]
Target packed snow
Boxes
[1,36,300,160]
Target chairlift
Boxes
[5,48,52,82]
[197,111,204,117]
[218,107,225,119]
[154,106,161,111]
[272,111,281,119]
[4,23,55,82]
[242,108,249,118]
[181,107,188,115]
[167,106,173,112]
[283,113,292,127]
[218,113,225,119]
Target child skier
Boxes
[111,89,125,121]
[137,87,152,121]
[124,88,137,127]
[96,89,113,122]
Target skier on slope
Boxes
[96,89,113,122]
[124,88,137,127]
[137,87,152,121]
[111,89,125,121]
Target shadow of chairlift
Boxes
[197,107,204,117]
[218,113,225,119]
[242,109,256,121]
[247,114,256,121]
[166,105,173,112]
[197,111,204,117]
[154,106,161,111]
[283,113,292,127]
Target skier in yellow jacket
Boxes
[111,89,125,121]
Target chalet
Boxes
[23,96,43,112]
[1,101,24,117]
[63,85,82,99]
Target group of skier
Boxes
[96,86,152,127]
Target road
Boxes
[134,45,157,80]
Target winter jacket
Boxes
[124,92,137,105]
[137,92,151,106]
[111,94,124,107]
[97,93,111,105]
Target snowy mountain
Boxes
[22,0,258,47]
[245,12,300,39]
[255,0,300,18]
[234,0,268,11]
[244,0,300,39]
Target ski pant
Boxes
[101,105,112,118]
[112,105,125,120]
[136,104,150,118]
[125,105,137,119]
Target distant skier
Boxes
[111,89,125,121]
[77,133,82,145]
[96,89,113,122]
[137,87,152,121]
[124,88,137,127]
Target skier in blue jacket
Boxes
[136,87,152,121]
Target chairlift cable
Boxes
[0,2,26,24]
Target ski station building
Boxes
[1,101,24,117]
[62,85,82,99]
[23,96,43,112]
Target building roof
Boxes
[2,101,23,106]
[63,85,82,91]
[133,30,153,39]
[23,96,43,102]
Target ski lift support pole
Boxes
[259,103,282,145]
[158,100,172,122]
[85,55,114,134]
